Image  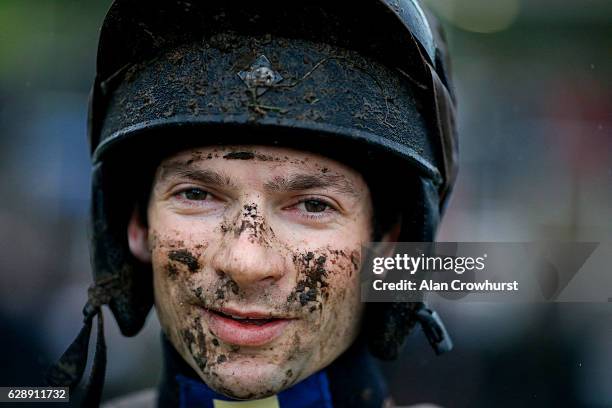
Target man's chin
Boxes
[198,359,302,400]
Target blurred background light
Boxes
[424,0,521,33]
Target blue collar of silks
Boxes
[176,371,334,408]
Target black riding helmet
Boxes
[47,0,458,404]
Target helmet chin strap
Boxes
[414,302,453,355]
[46,277,119,407]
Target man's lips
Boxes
[201,307,293,347]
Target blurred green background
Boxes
[0,1,611,407]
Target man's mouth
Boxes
[201,307,293,347]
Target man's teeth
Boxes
[221,312,274,323]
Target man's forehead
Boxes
[158,145,355,177]
[161,145,335,164]
[155,145,366,196]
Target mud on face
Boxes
[160,240,363,399]
[144,145,372,399]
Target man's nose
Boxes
[210,214,285,290]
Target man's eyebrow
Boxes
[157,163,235,188]
[264,173,358,197]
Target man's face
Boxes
[129,145,373,399]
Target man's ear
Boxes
[379,221,401,258]
[381,221,401,243]
[127,208,151,263]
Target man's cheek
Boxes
[178,313,210,373]
[166,302,229,373]
[150,232,208,281]
[305,248,362,352]
[287,247,362,331]
[150,237,210,327]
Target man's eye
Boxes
[180,188,209,201]
[302,199,329,213]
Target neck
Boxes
[157,333,388,408]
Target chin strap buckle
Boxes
[415,304,453,355]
